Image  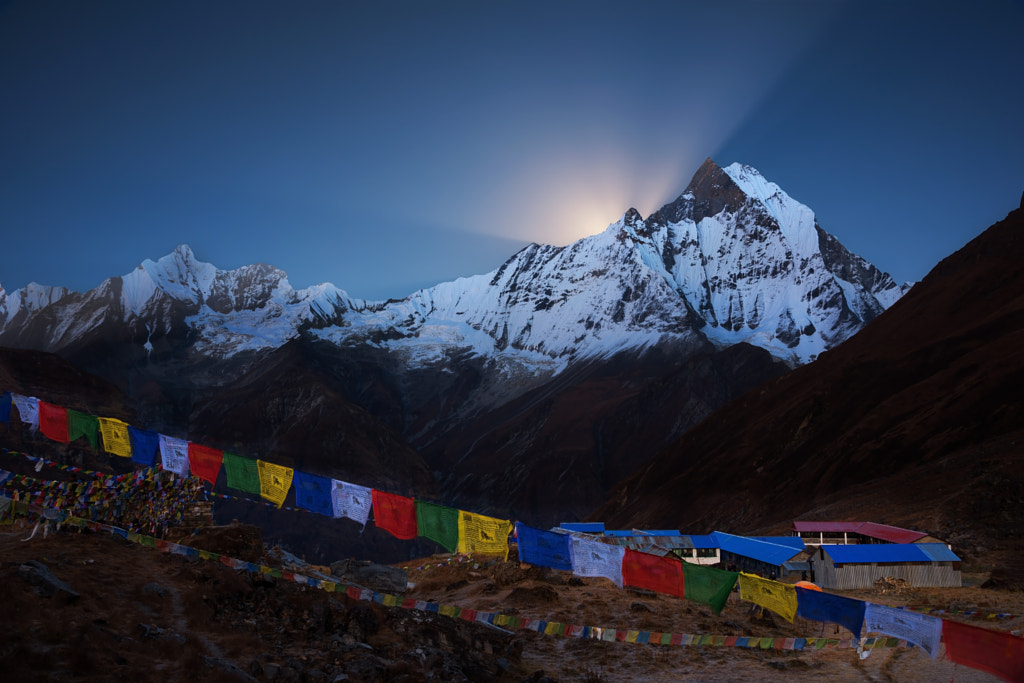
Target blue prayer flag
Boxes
[0,392,11,423]
[796,586,866,640]
[515,522,573,571]
[128,426,161,467]
[293,471,334,516]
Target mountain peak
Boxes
[654,158,746,225]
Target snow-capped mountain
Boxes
[0,157,913,527]
[0,158,906,381]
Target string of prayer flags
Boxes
[159,434,190,477]
[515,522,572,571]
[257,460,293,508]
[128,426,160,467]
[371,489,418,539]
[331,480,372,526]
[0,392,11,423]
[187,442,224,485]
[796,586,865,640]
[67,409,99,449]
[457,511,512,558]
[98,417,132,458]
[222,452,261,495]
[622,548,685,598]
[415,500,460,553]
[569,534,625,587]
[943,619,1024,682]
[738,572,798,622]
[864,602,942,659]
[293,471,333,517]
[38,401,69,443]
[680,561,738,615]
[12,394,40,431]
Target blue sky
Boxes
[2,1,1022,300]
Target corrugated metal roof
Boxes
[856,523,928,544]
[685,535,719,549]
[823,543,960,564]
[602,535,693,550]
[711,531,803,566]
[749,536,806,550]
[560,522,605,533]
[792,521,928,544]
[915,543,961,562]
[793,521,863,533]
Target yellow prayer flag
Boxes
[97,417,132,458]
[256,459,293,508]
[457,510,512,558]
[737,572,798,622]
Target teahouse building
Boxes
[810,543,962,589]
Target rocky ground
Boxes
[2,521,1022,682]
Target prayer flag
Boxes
[128,426,160,467]
[944,619,1024,682]
[67,409,99,449]
[294,471,333,516]
[0,392,11,423]
[257,460,293,508]
[222,452,261,494]
[159,434,190,477]
[11,394,40,431]
[188,443,224,485]
[98,417,132,457]
[515,522,572,571]
[38,401,69,442]
[415,500,459,553]
[371,489,417,539]
[622,549,684,597]
[457,511,512,558]
[569,535,625,587]
[331,480,372,526]
[796,586,865,640]
[864,603,942,658]
[738,572,798,622]
[681,561,738,615]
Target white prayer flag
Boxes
[331,479,373,526]
[12,394,40,431]
[158,434,190,477]
[569,535,625,587]
[865,602,943,658]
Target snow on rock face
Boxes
[0,161,908,369]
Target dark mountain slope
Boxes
[592,206,1024,568]
[424,341,786,527]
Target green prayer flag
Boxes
[222,452,262,494]
[415,500,459,553]
[681,561,738,616]
[67,410,99,449]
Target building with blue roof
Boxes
[711,531,807,578]
[812,543,962,589]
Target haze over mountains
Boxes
[0,159,929,557]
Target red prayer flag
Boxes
[944,619,1024,682]
[371,489,418,540]
[621,549,685,597]
[187,443,224,485]
[38,401,69,443]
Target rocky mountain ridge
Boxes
[0,159,909,530]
